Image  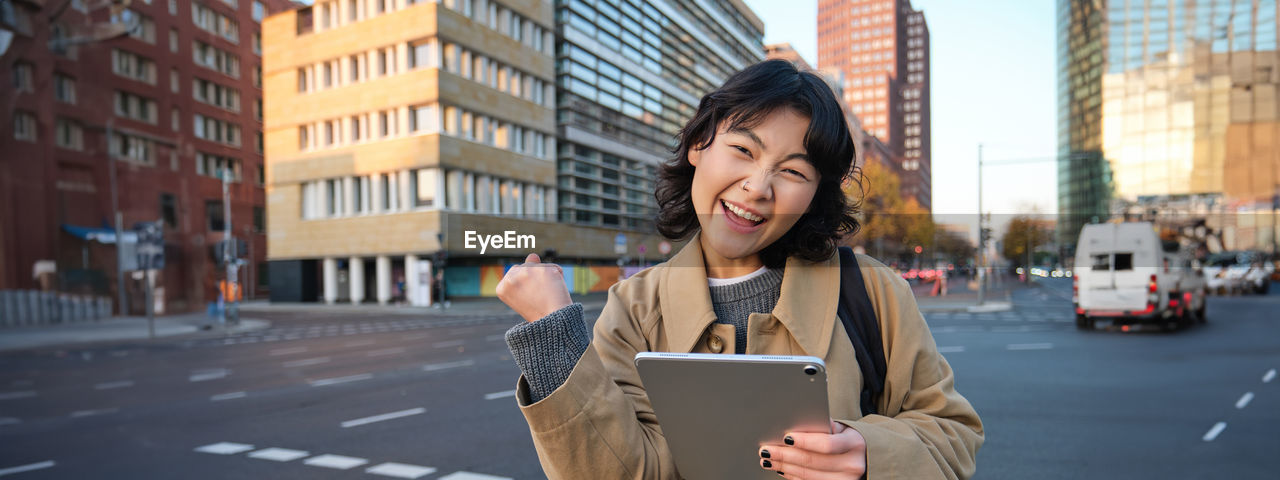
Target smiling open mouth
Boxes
[721,200,766,226]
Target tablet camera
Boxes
[803,365,819,376]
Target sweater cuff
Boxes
[504,303,590,404]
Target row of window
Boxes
[299,168,554,220]
[195,152,243,182]
[297,44,399,92]
[438,41,552,106]
[113,49,157,84]
[302,0,552,55]
[115,91,159,124]
[110,132,159,166]
[297,103,551,159]
[193,40,240,78]
[194,113,241,147]
[193,77,241,112]
[192,2,239,44]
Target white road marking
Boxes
[1265,369,1276,383]
[1007,343,1054,351]
[189,369,229,382]
[433,340,465,348]
[367,347,406,357]
[1202,422,1226,442]
[94,380,134,390]
[308,373,373,387]
[484,390,517,400]
[485,334,505,342]
[249,448,310,462]
[438,472,513,480]
[0,418,20,426]
[1235,392,1254,409]
[283,357,331,368]
[341,408,426,428]
[0,461,56,477]
[0,391,37,401]
[366,462,438,479]
[937,346,966,353]
[345,339,376,347]
[304,454,368,470]
[70,408,118,418]
[423,360,475,372]
[270,346,309,356]
[210,392,247,401]
[195,442,255,455]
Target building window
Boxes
[253,206,265,232]
[192,40,240,78]
[192,78,241,112]
[168,0,177,15]
[169,28,179,52]
[53,74,76,104]
[192,3,238,43]
[253,32,261,55]
[114,91,158,124]
[55,118,84,151]
[112,49,157,84]
[12,62,34,93]
[412,169,437,207]
[160,193,178,228]
[253,1,266,22]
[13,111,36,142]
[110,133,156,165]
[206,200,225,231]
[193,114,241,146]
[114,9,156,43]
[196,152,241,181]
[410,105,438,133]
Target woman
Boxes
[497,60,983,479]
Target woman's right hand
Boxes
[496,253,574,323]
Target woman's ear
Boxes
[688,147,701,167]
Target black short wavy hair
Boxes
[654,59,861,267]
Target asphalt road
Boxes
[1,280,1277,479]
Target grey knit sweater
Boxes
[505,267,785,403]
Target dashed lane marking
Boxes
[194,442,254,455]
[189,369,230,382]
[1265,369,1276,383]
[211,392,247,401]
[438,472,513,480]
[304,454,368,470]
[1007,343,1054,351]
[937,346,966,353]
[1202,422,1226,442]
[433,340,465,348]
[69,408,117,418]
[283,357,331,368]
[366,462,438,479]
[0,461,56,477]
[0,418,20,427]
[0,391,36,401]
[1235,392,1254,409]
[367,347,406,357]
[270,347,309,356]
[484,390,517,400]
[341,408,426,428]
[249,448,310,462]
[94,380,134,390]
[309,373,373,387]
[423,360,475,372]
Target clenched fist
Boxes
[496,253,573,323]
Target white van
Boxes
[1072,222,1207,330]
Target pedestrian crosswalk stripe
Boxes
[249,448,310,462]
[304,454,368,470]
[484,390,517,400]
[194,442,254,455]
[366,463,438,479]
[0,461,56,477]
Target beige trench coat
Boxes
[515,233,984,479]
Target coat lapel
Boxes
[657,232,842,357]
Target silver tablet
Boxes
[634,352,832,480]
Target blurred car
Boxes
[1073,222,1206,331]
[1205,251,1273,295]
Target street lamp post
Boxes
[977,144,985,306]
[106,118,129,315]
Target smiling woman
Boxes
[496,60,983,480]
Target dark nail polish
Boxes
[760,449,771,459]
[777,472,784,476]
[762,460,772,468]
[784,435,794,446]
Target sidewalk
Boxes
[238,292,611,317]
[0,312,269,353]
[911,276,1021,313]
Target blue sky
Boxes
[744,0,1059,219]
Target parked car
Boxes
[1073,222,1207,331]
[1205,251,1273,295]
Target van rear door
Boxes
[1079,224,1150,311]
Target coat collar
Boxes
[658,232,841,357]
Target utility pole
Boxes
[222,166,238,324]
[106,117,130,316]
[977,143,985,306]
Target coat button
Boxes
[707,335,724,353]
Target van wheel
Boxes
[1075,314,1092,330]
[1257,281,1269,295]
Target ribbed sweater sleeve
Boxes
[504,303,590,403]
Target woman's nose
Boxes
[741,171,774,200]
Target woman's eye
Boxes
[784,169,809,180]
[732,145,752,157]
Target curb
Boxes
[0,317,273,353]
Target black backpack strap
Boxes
[836,246,888,417]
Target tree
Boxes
[934,229,976,265]
[1000,216,1052,269]
[846,160,935,262]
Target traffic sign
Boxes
[614,233,627,255]
[134,220,164,270]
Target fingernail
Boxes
[762,460,772,468]
[784,435,794,446]
[760,449,770,459]
[777,472,784,476]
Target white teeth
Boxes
[723,201,763,223]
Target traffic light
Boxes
[209,238,248,266]
[980,228,992,245]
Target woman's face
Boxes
[688,108,820,264]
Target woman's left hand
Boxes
[758,420,867,479]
